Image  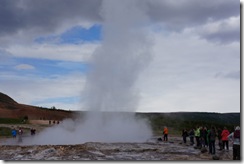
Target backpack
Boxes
[209,129,216,141]
[234,130,240,138]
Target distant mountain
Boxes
[0,92,73,120]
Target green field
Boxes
[0,127,12,137]
[0,118,27,124]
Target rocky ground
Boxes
[0,136,233,161]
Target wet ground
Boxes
[0,136,233,161]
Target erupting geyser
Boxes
[20,0,153,145]
[83,0,153,142]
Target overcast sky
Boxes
[0,0,240,113]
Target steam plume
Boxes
[82,0,153,142]
[20,0,153,145]
[86,0,152,112]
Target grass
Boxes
[0,126,32,138]
[0,118,27,124]
[0,127,12,137]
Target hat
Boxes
[235,126,240,130]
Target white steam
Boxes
[86,0,152,112]
[21,0,153,145]
[21,113,151,145]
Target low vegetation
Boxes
[0,118,27,124]
[0,127,12,137]
[136,112,240,135]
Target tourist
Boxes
[207,127,211,151]
[199,126,206,148]
[221,127,230,151]
[202,127,208,147]
[189,128,195,145]
[182,129,188,143]
[18,127,23,143]
[228,126,240,160]
[208,126,216,155]
[217,127,223,150]
[30,128,36,135]
[163,126,168,141]
[11,128,17,138]
[195,126,201,148]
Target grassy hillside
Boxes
[0,92,18,110]
[0,92,73,122]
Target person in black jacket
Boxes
[217,127,223,150]
[189,128,195,145]
[182,129,188,143]
[208,126,217,155]
[202,127,208,147]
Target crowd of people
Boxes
[161,125,240,160]
[11,127,36,143]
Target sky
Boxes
[0,0,240,113]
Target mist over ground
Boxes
[21,112,151,145]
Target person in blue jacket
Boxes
[11,128,17,138]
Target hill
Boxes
[0,92,73,122]
[0,92,18,110]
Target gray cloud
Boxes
[0,0,239,44]
[0,0,239,114]
[202,29,240,44]
[146,0,239,29]
[0,0,102,37]
[215,71,240,80]
[196,15,240,44]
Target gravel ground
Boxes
[0,136,234,161]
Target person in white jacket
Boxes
[228,126,240,160]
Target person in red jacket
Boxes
[221,127,230,151]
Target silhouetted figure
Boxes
[189,129,195,145]
[30,128,36,135]
[182,129,188,143]
[217,128,223,150]
[208,126,216,155]
[202,127,208,147]
[199,127,205,148]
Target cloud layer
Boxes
[0,0,240,113]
